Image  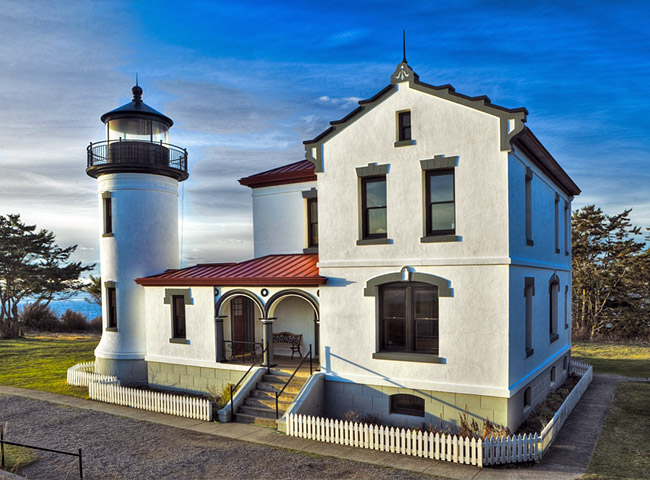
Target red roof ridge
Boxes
[239,160,315,189]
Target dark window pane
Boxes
[415,319,438,353]
[390,394,424,417]
[431,203,455,231]
[429,174,454,203]
[414,287,438,319]
[368,208,387,235]
[365,180,386,207]
[383,288,406,318]
[401,112,410,127]
[402,126,411,140]
[311,222,318,246]
[310,200,318,222]
[384,318,406,349]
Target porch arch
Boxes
[363,269,453,297]
[215,289,265,318]
[265,289,319,320]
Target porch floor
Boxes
[272,355,320,373]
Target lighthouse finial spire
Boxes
[402,30,406,63]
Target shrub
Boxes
[343,409,360,423]
[20,303,61,331]
[208,383,237,410]
[60,309,88,332]
[89,316,102,332]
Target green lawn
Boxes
[582,382,650,480]
[572,341,650,378]
[0,334,99,398]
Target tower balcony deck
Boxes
[87,139,189,181]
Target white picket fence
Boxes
[287,414,485,466]
[67,361,119,387]
[286,360,593,467]
[67,362,213,422]
[89,380,213,421]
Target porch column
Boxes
[215,315,226,362]
[261,317,277,367]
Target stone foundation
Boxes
[147,361,246,396]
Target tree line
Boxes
[1,209,649,340]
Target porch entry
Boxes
[231,296,255,356]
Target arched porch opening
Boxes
[215,289,265,363]
[265,289,320,359]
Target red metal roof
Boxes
[238,160,315,189]
[135,254,326,287]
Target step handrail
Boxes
[275,344,312,419]
[230,341,270,421]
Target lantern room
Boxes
[86,84,188,181]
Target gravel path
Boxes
[0,395,435,480]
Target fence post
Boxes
[1,425,5,470]
[79,448,83,480]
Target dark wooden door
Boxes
[231,297,254,356]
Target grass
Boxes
[1,444,39,473]
[582,382,650,480]
[0,333,99,398]
[572,341,650,378]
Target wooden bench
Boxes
[272,331,303,359]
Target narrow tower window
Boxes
[107,286,117,330]
[102,194,113,235]
[398,111,411,141]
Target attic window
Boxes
[395,111,415,147]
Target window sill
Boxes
[102,233,114,238]
[373,352,443,364]
[357,238,392,246]
[394,139,415,147]
[420,234,461,243]
[526,239,534,246]
[169,338,189,345]
[555,248,560,254]
[105,327,118,333]
[303,247,318,254]
[550,334,559,344]
[526,347,534,358]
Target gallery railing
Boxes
[223,340,263,364]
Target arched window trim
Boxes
[364,269,452,297]
[214,289,265,318]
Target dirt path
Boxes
[0,395,435,480]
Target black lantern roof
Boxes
[100,85,174,127]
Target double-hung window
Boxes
[398,111,411,141]
[307,198,318,248]
[379,282,438,355]
[426,170,455,236]
[361,176,387,240]
[172,295,186,339]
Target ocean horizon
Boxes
[22,292,102,321]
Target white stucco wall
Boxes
[251,181,316,258]
[95,173,179,362]
[316,81,511,268]
[318,265,510,397]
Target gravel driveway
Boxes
[0,395,432,480]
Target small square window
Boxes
[398,111,411,141]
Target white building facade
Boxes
[90,60,579,432]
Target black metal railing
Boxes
[223,340,263,364]
[230,342,270,421]
[1,427,83,479]
[275,344,312,419]
[87,139,188,172]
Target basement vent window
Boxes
[389,394,425,417]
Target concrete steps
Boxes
[234,368,310,427]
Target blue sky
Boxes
[0,0,649,270]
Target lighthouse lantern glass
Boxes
[106,118,169,143]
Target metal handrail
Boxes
[229,341,270,421]
[1,427,83,479]
[275,344,312,419]
[87,139,188,171]
[223,340,263,364]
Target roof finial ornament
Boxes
[132,74,143,104]
[391,32,417,85]
[402,29,407,64]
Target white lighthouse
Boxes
[87,84,188,384]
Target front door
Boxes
[231,296,255,356]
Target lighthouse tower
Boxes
[87,84,188,384]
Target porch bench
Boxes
[272,332,303,359]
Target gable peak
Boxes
[391,61,418,85]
